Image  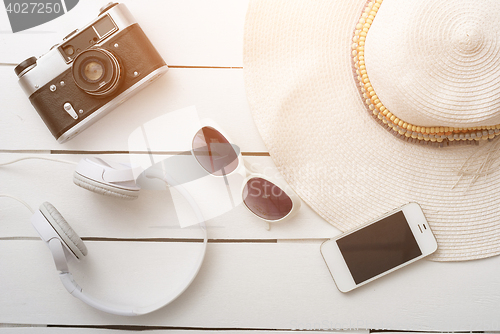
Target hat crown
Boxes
[364,0,500,128]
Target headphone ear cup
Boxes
[73,172,140,200]
[39,202,88,259]
[73,158,140,200]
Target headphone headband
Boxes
[28,159,208,316]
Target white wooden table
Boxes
[1,1,500,333]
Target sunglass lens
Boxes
[193,126,239,176]
[243,177,293,221]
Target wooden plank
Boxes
[0,66,266,152]
[1,240,500,331]
[0,0,247,66]
[0,153,339,239]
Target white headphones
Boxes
[15,156,207,316]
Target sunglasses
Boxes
[191,121,301,229]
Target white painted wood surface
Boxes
[1,0,500,332]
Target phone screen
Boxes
[336,211,422,285]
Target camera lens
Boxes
[82,60,104,82]
[72,48,122,97]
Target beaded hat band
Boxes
[353,0,500,145]
[244,0,500,261]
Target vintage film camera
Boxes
[14,2,168,143]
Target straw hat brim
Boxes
[243,0,500,261]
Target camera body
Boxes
[15,3,168,143]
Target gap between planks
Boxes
[0,150,270,157]
[0,323,370,332]
[0,237,328,244]
[0,63,242,69]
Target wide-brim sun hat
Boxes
[243,0,500,261]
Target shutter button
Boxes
[63,102,78,119]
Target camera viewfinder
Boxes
[58,15,117,63]
[64,46,75,56]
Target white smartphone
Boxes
[320,202,437,293]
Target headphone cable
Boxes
[0,156,77,167]
[0,194,35,214]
